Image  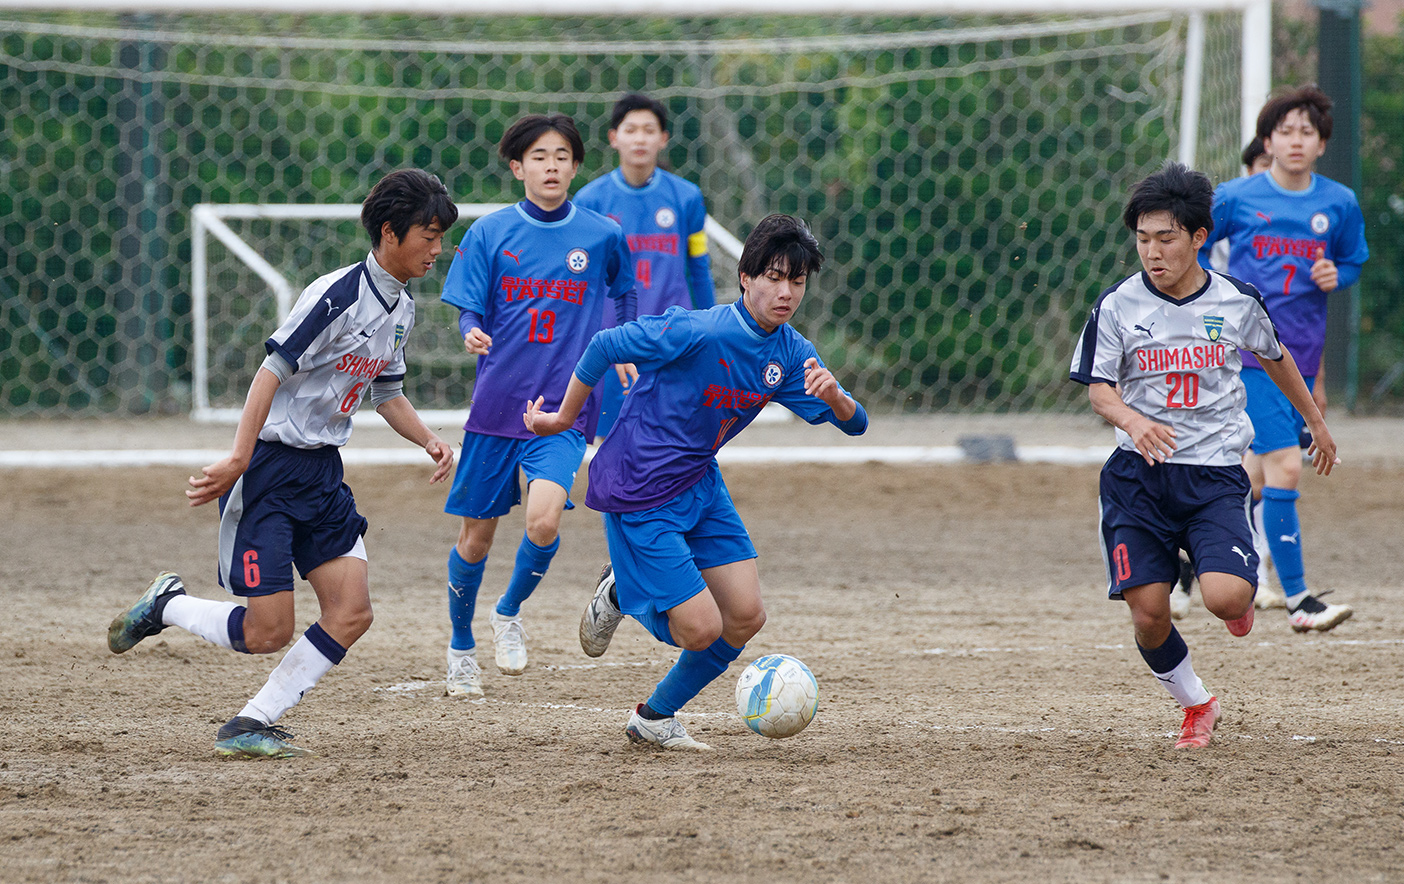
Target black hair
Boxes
[609,93,669,131]
[361,168,458,248]
[498,113,585,165]
[737,214,824,293]
[1256,83,1333,143]
[1241,137,1268,170]
[1121,162,1214,237]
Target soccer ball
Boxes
[735,654,819,739]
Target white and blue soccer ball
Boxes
[735,654,819,739]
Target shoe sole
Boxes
[580,565,621,658]
[446,683,485,698]
[107,572,180,654]
[215,741,314,759]
[625,723,713,752]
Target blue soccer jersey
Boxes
[441,202,635,439]
[575,168,715,318]
[1198,172,1368,376]
[577,302,866,513]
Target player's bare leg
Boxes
[1198,571,1255,637]
[1124,582,1218,748]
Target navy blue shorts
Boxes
[1098,448,1257,599]
[217,440,368,597]
[443,429,586,520]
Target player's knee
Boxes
[672,620,723,652]
[732,606,766,644]
[523,513,561,547]
[242,620,295,655]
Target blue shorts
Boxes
[444,429,586,520]
[217,440,368,597]
[602,462,757,646]
[1098,448,1257,599]
[1243,366,1315,454]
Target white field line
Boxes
[917,637,1404,655]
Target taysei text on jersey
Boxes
[500,276,588,305]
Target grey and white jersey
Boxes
[1070,270,1283,466]
[260,252,413,449]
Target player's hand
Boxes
[463,327,492,355]
[802,357,842,406]
[1310,247,1339,293]
[1306,424,1341,476]
[186,454,248,507]
[523,396,568,436]
[614,362,639,391]
[1126,415,1177,466]
[424,438,454,483]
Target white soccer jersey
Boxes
[1070,270,1283,466]
[260,252,413,449]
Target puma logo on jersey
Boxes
[324,297,337,316]
[1134,322,1156,337]
[358,329,374,338]
[1231,546,1251,566]
[503,249,523,264]
[1256,211,1272,223]
[718,358,733,377]
[1279,533,1300,545]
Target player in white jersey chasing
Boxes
[107,169,457,758]
[1070,162,1338,749]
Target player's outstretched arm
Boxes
[187,368,280,507]
[1259,347,1340,476]
[801,357,857,422]
[1088,382,1177,466]
[524,374,595,437]
[376,395,455,483]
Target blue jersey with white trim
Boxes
[575,168,715,319]
[1198,171,1368,376]
[261,252,412,449]
[581,302,861,513]
[441,202,635,439]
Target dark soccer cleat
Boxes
[107,572,186,654]
[214,716,313,759]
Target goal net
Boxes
[0,9,1250,416]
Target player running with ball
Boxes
[1070,163,1339,749]
[524,214,867,751]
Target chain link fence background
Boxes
[1,11,1248,417]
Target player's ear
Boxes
[1190,226,1209,250]
[380,221,399,247]
[509,159,526,181]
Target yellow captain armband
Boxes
[687,231,709,258]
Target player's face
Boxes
[376,220,446,282]
[511,130,580,211]
[740,261,807,332]
[609,110,669,175]
[1267,108,1325,178]
[1134,211,1207,299]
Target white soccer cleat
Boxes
[489,609,527,676]
[625,704,713,752]
[580,563,624,658]
[1254,582,1287,610]
[1288,595,1354,633]
[1169,587,1191,620]
[445,648,484,698]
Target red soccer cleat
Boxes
[1225,604,1254,637]
[1174,697,1220,749]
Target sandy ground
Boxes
[1,444,1401,883]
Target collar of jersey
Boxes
[516,200,575,227]
[730,300,773,340]
[1140,269,1212,306]
[609,167,660,193]
[1260,170,1320,198]
[363,251,405,312]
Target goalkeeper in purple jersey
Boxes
[576,93,717,440]
[438,113,637,697]
[1198,84,1366,633]
[524,214,867,751]
[1072,162,1339,750]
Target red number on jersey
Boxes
[636,258,652,290]
[243,550,261,588]
[527,308,556,343]
[339,382,365,414]
[1165,372,1200,408]
[1283,262,1297,297]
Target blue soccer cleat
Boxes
[214,716,313,759]
[107,572,185,654]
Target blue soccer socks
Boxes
[495,534,560,617]
[646,637,744,718]
[448,547,486,652]
[1261,486,1307,600]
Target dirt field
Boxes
[2,459,1401,883]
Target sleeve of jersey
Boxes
[684,192,716,309]
[1331,198,1370,290]
[607,231,638,324]
[769,343,863,433]
[440,224,491,315]
[1197,186,1232,270]
[575,308,695,386]
[1240,288,1284,362]
[265,276,356,371]
[1069,301,1121,386]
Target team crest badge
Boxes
[655,207,676,228]
[566,248,590,273]
[762,361,784,388]
[1203,315,1224,342]
[393,323,406,350]
[1310,212,1330,235]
